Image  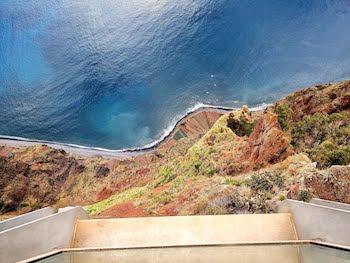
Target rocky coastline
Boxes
[0,80,349,218]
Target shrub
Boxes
[276,104,292,131]
[0,199,5,213]
[227,114,254,136]
[329,111,350,122]
[248,175,273,192]
[205,166,217,177]
[271,174,285,188]
[32,201,43,210]
[278,195,286,201]
[308,141,350,168]
[291,113,329,146]
[297,190,311,202]
[334,125,350,146]
[194,160,201,174]
[325,147,350,167]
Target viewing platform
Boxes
[1,198,350,262]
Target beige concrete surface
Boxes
[59,245,302,263]
[0,207,55,232]
[0,207,89,263]
[72,214,297,248]
[278,199,350,246]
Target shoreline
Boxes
[0,103,271,158]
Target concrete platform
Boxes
[278,199,350,246]
[311,198,350,212]
[0,207,89,263]
[72,214,298,248]
[65,245,303,263]
[0,207,55,232]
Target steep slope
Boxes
[1,80,349,218]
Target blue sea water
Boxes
[1,0,350,149]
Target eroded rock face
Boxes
[276,80,350,120]
[0,146,88,213]
[244,110,293,170]
[223,109,293,175]
[177,111,223,138]
[305,165,350,203]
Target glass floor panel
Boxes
[35,244,350,263]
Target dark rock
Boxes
[95,165,110,178]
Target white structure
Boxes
[278,199,350,246]
[0,198,349,262]
[0,207,88,263]
[0,207,55,232]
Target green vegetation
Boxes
[194,160,201,173]
[153,166,176,188]
[290,111,350,168]
[247,173,285,192]
[292,113,329,145]
[276,104,292,131]
[224,177,243,186]
[206,207,224,215]
[271,174,285,188]
[335,126,350,145]
[205,166,217,177]
[297,190,311,202]
[32,202,43,210]
[227,113,255,136]
[0,200,5,213]
[292,111,350,146]
[86,186,145,215]
[171,176,186,190]
[173,130,187,140]
[308,141,350,168]
[248,175,273,192]
[151,191,173,206]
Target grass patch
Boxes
[224,178,243,186]
[86,186,145,215]
[151,191,174,206]
[153,166,176,188]
[171,176,185,190]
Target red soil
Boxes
[97,201,149,218]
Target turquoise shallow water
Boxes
[1,0,350,149]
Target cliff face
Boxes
[0,81,349,218]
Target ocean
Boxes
[1,0,350,149]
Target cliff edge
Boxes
[1,80,349,218]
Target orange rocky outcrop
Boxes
[244,110,293,170]
[276,80,350,120]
